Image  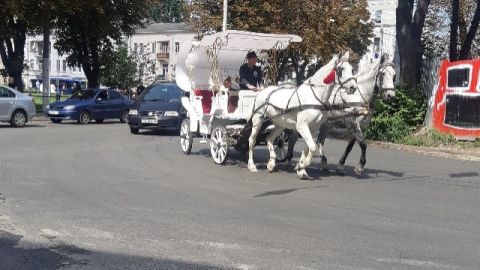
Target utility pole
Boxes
[42,26,51,112]
[222,0,228,32]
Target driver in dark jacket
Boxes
[239,51,263,91]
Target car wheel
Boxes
[130,127,140,134]
[11,110,27,128]
[120,110,128,123]
[95,119,104,123]
[51,119,62,124]
[78,111,91,125]
[180,119,193,155]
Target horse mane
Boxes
[356,61,380,84]
[308,55,339,85]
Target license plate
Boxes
[141,119,158,124]
[49,110,59,115]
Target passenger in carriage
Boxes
[239,51,263,91]
[222,76,239,113]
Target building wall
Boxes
[128,32,195,85]
[23,35,87,89]
[359,0,399,69]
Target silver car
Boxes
[0,86,36,127]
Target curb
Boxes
[371,141,480,163]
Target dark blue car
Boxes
[127,83,185,134]
[46,89,133,124]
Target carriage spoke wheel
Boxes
[180,119,193,155]
[210,126,229,165]
[275,130,291,162]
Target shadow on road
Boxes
[254,185,330,198]
[0,230,229,270]
[0,124,46,129]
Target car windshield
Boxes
[141,85,181,102]
[70,90,96,100]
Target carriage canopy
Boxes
[176,30,302,93]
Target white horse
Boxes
[247,52,359,179]
[315,54,397,176]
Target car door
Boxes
[0,87,16,121]
[91,90,109,119]
[107,90,124,119]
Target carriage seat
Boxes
[193,90,214,114]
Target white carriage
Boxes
[176,30,302,164]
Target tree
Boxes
[186,0,373,84]
[150,0,185,23]
[396,0,431,88]
[0,0,28,91]
[423,0,480,60]
[54,0,153,88]
[100,46,138,90]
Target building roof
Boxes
[135,23,193,34]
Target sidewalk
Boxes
[372,141,480,162]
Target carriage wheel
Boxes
[180,119,193,155]
[210,126,230,165]
[275,130,292,162]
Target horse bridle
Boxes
[335,59,358,91]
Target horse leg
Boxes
[317,124,329,171]
[266,127,285,173]
[247,117,261,172]
[295,125,317,180]
[286,130,298,167]
[354,126,367,177]
[336,137,356,175]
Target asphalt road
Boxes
[0,121,479,270]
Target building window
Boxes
[175,42,180,54]
[79,66,82,72]
[63,60,67,72]
[162,64,169,77]
[56,60,61,72]
[72,66,76,72]
[374,10,383,24]
[29,60,35,70]
[152,42,156,54]
[373,37,381,59]
[140,43,144,54]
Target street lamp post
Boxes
[222,0,228,32]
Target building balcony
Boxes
[157,52,170,60]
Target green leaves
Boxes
[100,46,138,90]
[366,88,428,143]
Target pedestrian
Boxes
[7,77,15,89]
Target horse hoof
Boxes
[354,166,364,177]
[297,170,311,180]
[267,162,276,173]
[248,165,258,172]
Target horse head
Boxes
[335,51,358,95]
[377,54,396,100]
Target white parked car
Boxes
[0,86,36,127]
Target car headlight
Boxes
[45,104,50,110]
[164,111,179,117]
[129,109,138,115]
[64,105,75,110]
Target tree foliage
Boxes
[100,46,138,90]
[186,0,373,84]
[150,0,185,23]
[54,0,154,88]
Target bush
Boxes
[366,88,427,143]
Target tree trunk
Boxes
[42,27,51,111]
[450,0,460,61]
[459,2,480,60]
[0,31,27,92]
[396,0,431,88]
